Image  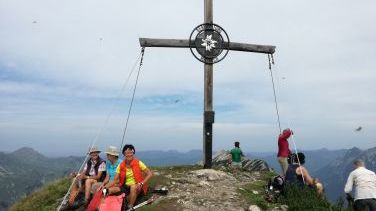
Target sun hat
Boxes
[88,146,101,154]
[105,146,120,156]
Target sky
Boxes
[1,0,375,157]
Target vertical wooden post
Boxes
[139,1,275,170]
[203,0,213,169]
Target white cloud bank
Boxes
[0,0,375,156]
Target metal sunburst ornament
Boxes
[189,23,230,64]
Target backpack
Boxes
[265,175,285,202]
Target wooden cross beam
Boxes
[139,0,276,169]
[139,38,275,54]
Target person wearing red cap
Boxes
[277,128,293,176]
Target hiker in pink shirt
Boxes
[277,128,293,176]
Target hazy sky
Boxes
[1,0,375,156]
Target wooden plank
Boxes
[229,42,276,54]
[139,38,276,54]
[139,38,190,48]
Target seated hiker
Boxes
[69,146,106,206]
[285,152,314,187]
[99,145,122,194]
[229,141,244,173]
[107,144,153,209]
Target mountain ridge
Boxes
[2,146,376,210]
[315,146,376,201]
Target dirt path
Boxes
[152,168,262,211]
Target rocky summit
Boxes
[148,150,282,211]
[53,150,282,211]
[153,167,283,211]
[210,150,271,172]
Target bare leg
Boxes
[85,179,97,201]
[69,179,82,206]
[128,185,141,207]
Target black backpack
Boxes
[265,175,285,202]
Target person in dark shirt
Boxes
[285,152,314,187]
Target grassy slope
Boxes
[9,165,350,211]
[9,178,71,211]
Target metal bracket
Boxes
[204,111,215,124]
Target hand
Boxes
[99,183,104,189]
[69,172,77,178]
[346,193,353,201]
[137,182,143,191]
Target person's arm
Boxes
[113,164,122,187]
[137,168,153,191]
[297,166,314,185]
[344,172,354,193]
[78,164,88,179]
[113,173,120,187]
[101,175,110,188]
[141,168,153,184]
[279,129,292,140]
[86,171,104,180]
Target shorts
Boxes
[120,186,131,195]
[231,162,242,168]
[120,185,145,197]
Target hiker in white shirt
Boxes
[344,159,376,211]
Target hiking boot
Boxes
[69,200,83,209]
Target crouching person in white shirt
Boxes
[344,159,376,211]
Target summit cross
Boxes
[139,0,276,168]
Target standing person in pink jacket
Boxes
[277,128,293,176]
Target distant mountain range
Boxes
[252,147,376,202]
[0,147,82,211]
[0,148,202,210]
[1,146,375,210]
[315,146,376,202]
[249,148,348,173]
[136,150,202,166]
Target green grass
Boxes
[12,165,354,211]
[280,185,332,211]
[7,165,196,211]
[9,177,71,211]
[238,171,279,210]
[239,171,356,211]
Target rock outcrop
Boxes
[210,150,272,172]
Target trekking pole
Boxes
[125,194,159,211]
[56,153,90,211]
[288,124,306,185]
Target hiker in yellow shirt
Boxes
[106,144,153,209]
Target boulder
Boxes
[211,150,271,172]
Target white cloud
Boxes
[1,0,376,155]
